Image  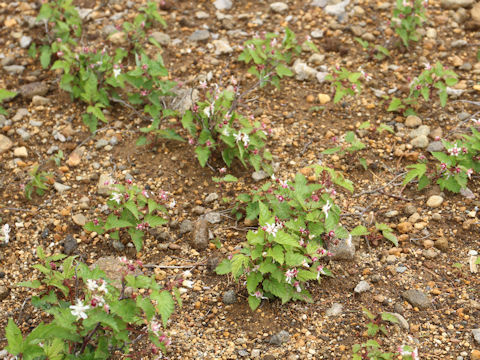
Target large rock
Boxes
[440,0,474,9]
[0,135,13,154]
[402,289,431,309]
[19,82,48,99]
[191,218,209,250]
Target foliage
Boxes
[84,181,169,252]
[354,38,390,61]
[6,247,178,359]
[0,89,17,115]
[216,165,353,310]
[391,0,428,48]
[388,62,458,114]
[351,223,398,247]
[24,165,53,200]
[322,131,365,156]
[326,66,368,104]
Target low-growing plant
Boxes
[351,223,399,247]
[0,89,17,115]
[85,181,170,252]
[391,0,428,48]
[388,62,458,115]
[50,150,64,167]
[354,37,390,61]
[6,247,178,359]
[238,27,318,88]
[216,165,354,310]
[326,66,369,104]
[322,131,366,156]
[24,165,53,200]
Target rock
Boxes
[72,213,86,226]
[195,11,210,19]
[441,0,474,9]
[109,32,127,45]
[318,93,331,104]
[54,182,71,193]
[3,65,25,75]
[427,141,444,152]
[385,210,398,218]
[472,350,480,360]
[328,236,355,260]
[472,2,480,22]
[97,174,115,195]
[394,303,404,314]
[222,289,237,304]
[67,149,83,167]
[251,349,261,358]
[179,220,194,235]
[188,29,210,42]
[19,35,32,48]
[12,108,29,122]
[324,0,350,20]
[385,312,409,331]
[308,53,326,65]
[270,2,288,12]
[269,330,290,345]
[91,256,143,288]
[435,237,449,252]
[460,187,475,199]
[164,86,199,115]
[410,135,429,148]
[205,193,219,203]
[451,39,468,48]
[150,31,171,46]
[397,222,412,234]
[0,285,10,300]
[426,195,443,208]
[206,254,221,273]
[311,0,327,7]
[214,0,232,10]
[95,139,108,149]
[423,248,440,259]
[192,218,209,250]
[405,115,422,127]
[112,240,125,251]
[0,135,13,154]
[326,302,343,316]
[192,206,205,215]
[354,280,371,293]
[293,59,317,81]
[252,170,269,182]
[316,72,329,83]
[402,289,431,309]
[311,29,324,38]
[213,39,233,55]
[472,329,480,344]
[13,146,27,158]
[238,349,249,357]
[32,95,50,105]
[205,212,221,224]
[409,125,430,139]
[63,234,78,255]
[16,128,31,141]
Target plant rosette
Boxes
[391,0,428,48]
[6,247,178,359]
[326,66,369,104]
[216,166,354,310]
[85,181,169,252]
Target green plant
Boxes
[322,131,365,156]
[351,223,399,247]
[24,165,53,200]
[6,247,178,359]
[215,165,353,310]
[391,0,428,48]
[388,62,458,114]
[326,66,367,104]
[354,38,390,61]
[85,181,169,252]
[0,89,17,115]
[238,28,318,88]
[51,150,64,166]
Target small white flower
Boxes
[322,201,332,219]
[86,279,98,291]
[168,199,176,209]
[110,192,122,204]
[242,133,250,147]
[2,224,11,244]
[113,67,121,78]
[97,280,108,294]
[70,299,90,320]
[92,295,105,307]
[233,132,242,143]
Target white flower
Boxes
[322,201,332,219]
[92,295,105,307]
[168,199,176,209]
[2,224,10,244]
[70,299,90,320]
[113,67,121,78]
[263,223,279,237]
[222,127,230,136]
[233,132,242,143]
[86,279,98,291]
[110,192,122,204]
[301,259,310,268]
[97,280,108,294]
[242,133,250,147]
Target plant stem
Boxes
[79,322,101,354]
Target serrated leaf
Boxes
[248,295,261,310]
[17,280,42,289]
[155,291,175,327]
[144,214,167,227]
[268,245,284,264]
[124,200,139,220]
[215,259,232,275]
[273,231,300,248]
[246,272,263,293]
[6,319,23,355]
[381,312,400,324]
[195,146,210,167]
[275,64,293,77]
[350,225,370,236]
[284,252,305,266]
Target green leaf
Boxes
[268,245,285,264]
[322,147,341,155]
[275,64,293,77]
[195,146,210,167]
[124,200,139,220]
[350,225,370,236]
[212,175,238,183]
[273,231,300,248]
[40,46,52,69]
[0,89,17,102]
[387,97,405,112]
[215,259,232,275]
[136,136,148,146]
[285,252,305,266]
[231,254,249,278]
[153,290,175,327]
[246,272,263,293]
[6,319,23,355]
[157,129,184,142]
[86,104,106,123]
[17,280,42,289]
[403,163,427,185]
[248,295,261,310]
[144,214,167,227]
[381,312,400,324]
[105,214,133,229]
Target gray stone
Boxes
[112,240,125,251]
[192,218,209,250]
[31,95,50,105]
[384,312,409,331]
[328,237,355,260]
[19,35,32,49]
[222,289,237,304]
[426,195,443,208]
[269,330,290,345]
[472,328,480,344]
[0,134,13,154]
[410,135,429,149]
[164,86,199,115]
[213,39,233,55]
[316,72,329,83]
[3,65,25,75]
[12,108,29,122]
[354,280,371,293]
[251,349,261,358]
[252,170,269,182]
[293,59,317,81]
[97,174,115,195]
[16,128,30,140]
[72,213,86,226]
[192,206,206,215]
[179,220,194,235]
[308,53,326,65]
[214,0,232,10]
[95,139,109,149]
[205,212,221,224]
[423,248,440,259]
[402,289,431,309]
[324,0,350,20]
[311,29,324,38]
[396,266,407,273]
[188,30,210,42]
[440,0,474,9]
[311,0,327,7]
[427,141,444,152]
[451,39,468,48]
[150,31,171,46]
[90,256,143,289]
[1,56,15,67]
[195,11,210,19]
[409,125,430,139]
[394,303,404,314]
[270,2,288,12]
[460,187,475,199]
[54,182,71,193]
[385,210,399,218]
[205,192,219,203]
[63,234,78,255]
[326,302,343,316]
[238,349,249,357]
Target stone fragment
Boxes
[328,237,355,260]
[205,212,221,224]
[269,330,290,345]
[109,32,127,45]
[326,303,343,316]
[435,237,449,252]
[0,285,10,300]
[405,115,422,127]
[13,146,27,158]
[270,2,288,12]
[402,289,431,309]
[214,0,232,10]
[32,95,50,105]
[12,108,29,122]
[67,149,83,167]
[97,174,115,195]
[191,218,209,250]
[19,36,32,48]
[397,222,412,234]
[3,65,25,75]
[150,31,171,46]
[222,289,237,304]
[63,234,78,255]
[252,170,269,182]
[179,220,193,235]
[293,60,317,81]
[90,256,143,288]
[54,182,71,193]
[472,328,480,345]
[213,39,233,55]
[72,214,86,226]
[188,30,210,42]
[410,135,429,148]
[426,195,443,208]
[205,193,219,203]
[440,0,474,9]
[0,135,13,154]
[472,2,480,22]
[318,93,331,104]
[354,280,371,293]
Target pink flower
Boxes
[293,281,302,292]
[467,168,473,179]
[285,268,298,284]
[277,195,285,202]
[448,144,460,156]
[57,51,64,57]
